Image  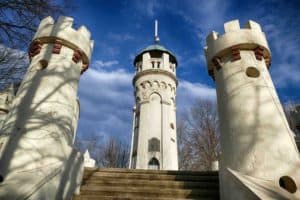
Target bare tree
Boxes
[74,135,97,152]
[0,45,28,91]
[178,99,220,171]
[74,134,129,168]
[177,120,193,170]
[0,0,73,48]
[0,1,73,90]
[97,137,129,168]
[283,101,300,136]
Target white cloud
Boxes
[161,0,228,45]
[177,80,216,115]
[96,42,120,57]
[178,80,215,99]
[258,3,300,88]
[133,0,158,17]
[108,33,134,41]
[77,67,216,144]
[77,68,133,143]
[93,60,119,68]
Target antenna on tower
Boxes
[154,19,160,44]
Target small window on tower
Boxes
[135,116,139,128]
[132,150,137,157]
[279,176,297,193]
[170,123,174,130]
[151,61,155,68]
[157,62,160,68]
[246,67,260,78]
[296,125,300,132]
[38,59,48,70]
[148,138,160,152]
[148,157,160,170]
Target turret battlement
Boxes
[204,20,271,77]
[29,16,94,73]
[0,16,94,199]
[203,20,300,200]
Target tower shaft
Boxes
[130,45,178,170]
[0,16,93,199]
[205,20,300,199]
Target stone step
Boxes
[83,172,218,182]
[73,195,218,200]
[73,195,219,200]
[84,167,219,176]
[74,168,220,200]
[78,185,219,199]
[81,178,219,189]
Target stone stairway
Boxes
[73,168,220,200]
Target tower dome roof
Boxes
[134,43,177,65]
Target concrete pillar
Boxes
[0,16,93,199]
[211,160,219,171]
[204,20,300,199]
[129,106,136,168]
[130,44,178,170]
[83,150,96,168]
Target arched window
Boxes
[148,138,160,152]
[136,97,141,104]
[296,124,300,132]
[148,157,160,170]
[157,62,160,68]
[151,61,155,68]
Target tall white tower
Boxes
[129,21,178,170]
[204,20,300,199]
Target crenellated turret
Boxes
[204,20,300,199]
[0,84,15,128]
[0,16,93,199]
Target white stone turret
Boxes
[0,16,93,199]
[291,105,300,151]
[291,105,300,135]
[204,20,300,199]
[83,150,96,168]
[0,84,15,128]
[129,36,178,170]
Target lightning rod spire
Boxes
[154,19,160,44]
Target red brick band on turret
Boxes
[207,57,222,80]
[208,45,272,81]
[28,39,89,74]
[28,40,42,60]
[72,48,83,63]
[81,61,88,74]
[72,48,89,74]
[72,49,89,74]
[231,45,241,61]
[212,57,222,71]
[254,46,264,61]
[52,39,62,54]
[254,45,271,69]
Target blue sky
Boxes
[62,0,300,144]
